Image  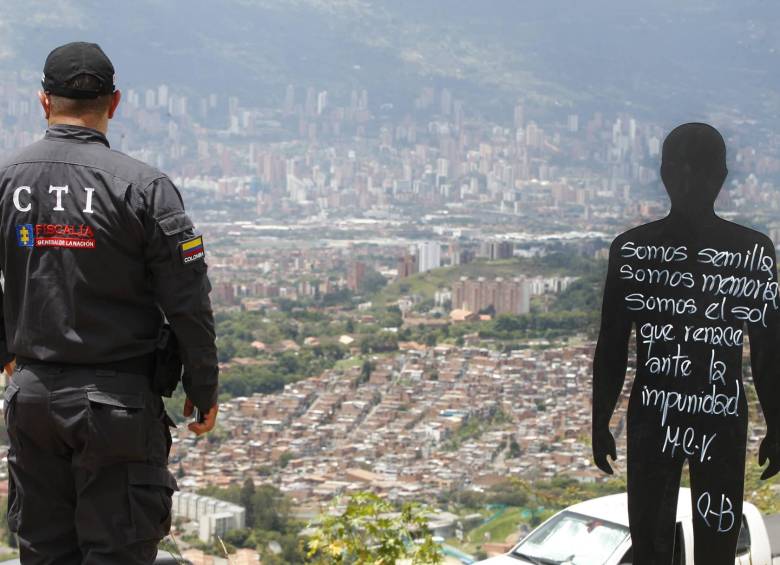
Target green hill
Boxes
[373,254,600,306]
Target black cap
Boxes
[42,42,116,99]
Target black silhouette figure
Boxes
[592,123,780,564]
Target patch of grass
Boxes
[466,506,526,547]
[332,356,364,371]
[374,254,602,307]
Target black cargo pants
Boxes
[3,362,178,564]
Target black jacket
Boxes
[0,124,218,411]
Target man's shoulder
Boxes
[0,138,170,190]
[102,148,170,189]
[0,138,47,172]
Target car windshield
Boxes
[511,511,629,564]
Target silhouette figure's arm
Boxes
[747,242,780,480]
[592,241,632,474]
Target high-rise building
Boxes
[228,96,240,117]
[417,242,441,273]
[451,277,530,315]
[525,122,543,149]
[448,241,461,266]
[157,84,169,109]
[398,254,418,278]
[459,249,475,265]
[568,114,579,133]
[126,89,140,108]
[513,102,525,130]
[436,158,449,179]
[317,90,328,115]
[479,240,514,260]
[347,261,366,292]
[284,84,295,113]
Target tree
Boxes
[254,484,291,532]
[360,360,373,384]
[507,436,522,459]
[306,491,443,564]
[241,478,256,528]
[360,268,388,294]
[359,333,398,354]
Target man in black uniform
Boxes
[0,42,219,563]
[592,123,780,563]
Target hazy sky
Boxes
[2,0,779,122]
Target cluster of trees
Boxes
[441,409,511,452]
[192,479,306,563]
[529,252,606,278]
[358,332,399,354]
[219,346,346,397]
[479,311,597,340]
[551,276,603,313]
[440,475,627,527]
[306,491,442,564]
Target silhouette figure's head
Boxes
[661,123,727,214]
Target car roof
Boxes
[564,487,694,526]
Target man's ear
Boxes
[37,90,51,120]
[108,90,121,120]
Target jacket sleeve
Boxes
[0,279,14,366]
[140,176,218,413]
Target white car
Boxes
[475,488,780,565]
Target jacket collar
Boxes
[45,124,110,148]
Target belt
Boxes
[15,352,156,376]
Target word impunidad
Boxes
[641,381,740,426]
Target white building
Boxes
[417,241,441,273]
[171,492,246,542]
[317,90,328,115]
[157,84,169,109]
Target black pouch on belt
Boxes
[153,323,183,397]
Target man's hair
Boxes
[48,74,113,117]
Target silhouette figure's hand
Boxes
[758,431,780,480]
[593,427,617,475]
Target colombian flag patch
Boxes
[180,235,205,264]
